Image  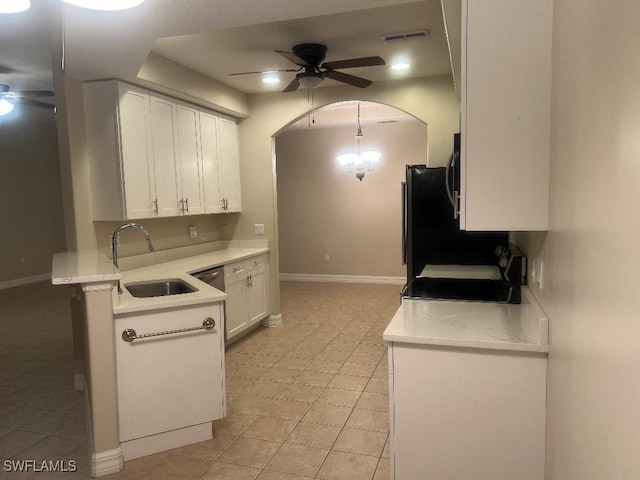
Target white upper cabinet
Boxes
[444,0,552,231]
[175,103,205,215]
[84,80,241,220]
[84,82,156,220]
[217,118,242,213]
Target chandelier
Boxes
[336,103,381,181]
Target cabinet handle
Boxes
[153,198,158,215]
[185,197,189,213]
[121,317,215,343]
[179,198,184,213]
[248,274,253,287]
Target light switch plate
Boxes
[254,224,265,235]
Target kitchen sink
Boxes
[125,279,198,298]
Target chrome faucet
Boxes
[111,222,155,294]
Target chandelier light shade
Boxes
[61,0,144,10]
[337,103,381,181]
[0,0,30,13]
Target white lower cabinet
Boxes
[114,303,225,460]
[388,343,546,480]
[224,254,268,341]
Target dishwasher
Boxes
[191,265,226,339]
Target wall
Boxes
[276,120,427,278]
[0,106,66,284]
[517,1,640,478]
[239,74,460,316]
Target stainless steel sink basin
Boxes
[125,279,198,298]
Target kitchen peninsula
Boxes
[51,242,269,477]
[384,287,549,480]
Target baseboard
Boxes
[91,447,123,478]
[120,422,213,462]
[0,273,51,290]
[280,273,405,285]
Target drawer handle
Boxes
[121,317,215,343]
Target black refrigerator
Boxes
[402,164,522,302]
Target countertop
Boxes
[383,287,548,353]
[52,246,269,316]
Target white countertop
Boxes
[52,246,269,316]
[383,287,548,353]
[114,247,268,315]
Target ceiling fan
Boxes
[0,83,55,115]
[230,43,385,93]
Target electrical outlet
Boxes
[188,225,198,239]
[254,224,265,235]
[324,253,330,262]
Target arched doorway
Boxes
[274,101,427,284]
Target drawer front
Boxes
[247,254,267,273]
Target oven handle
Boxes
[122,317,215,343]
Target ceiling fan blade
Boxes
[275,50,310,67]
[229,68,300,76]
[4,90,55,98]
[324,69,372,88]
[322,56,385,70]
[15,98,55,110]
[282,76,300,93]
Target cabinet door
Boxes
[247,267,267,325]
[175,103,205,215]
[225,274,248,338]
[117,85,156,219]
[115,303,225,442]
[218,118,242,212]
[200,111,223,214]
[461,0,552,231]
[149,94,180,217]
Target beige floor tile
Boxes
[228,394,274,415]
[338,362,376,378]
[373,457,391,480]
[0,426,10,437]
[364,378,388,395]
[0,429,47,458]
[140,454,210,480]
[228,365,271,380]
[317,350,352,363]
[262,399,311,421]
[327,375,369,392]
[171,433,236,461]
[272,357,310,371]
[0,404,18,416]
[243,354,281,367]
[355,392,389,412]
[217,437,281,469]
[199,461,261,480]
[381,434,390,459]
[259,368,299,383]
[315,388,362,408]
[302,404,352,427]
[286,421,341,449]
[277,384,324,403]
[346,408,389,433]
[14,435,86,463]
[303,359,343,374]
[256,470,313,480]
[347,352,384,366]
[244,380,288,398]
[103,451,169,480]
[242,416,297,442]
[333,428,388,457]
[291,370,334,388]
[226,377,255,396]
[19,410,83,437]
[0,406,48,429]
[316,451,379,480]
[213,413,257,435]
[371,364,388,379]
[266,443,328,477]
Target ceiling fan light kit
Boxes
[60,0,144,10]
[0,98,15,116]
[0,0,30,14]
[230,43,385,93]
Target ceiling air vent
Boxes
[381,30,429,44]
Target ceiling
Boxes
[152,1,451,94]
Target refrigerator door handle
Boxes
[402,181,407,265]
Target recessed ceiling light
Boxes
[0,99,15,116]
[0,0,30,14]
[61,0,144,10]
[391,62,411,71]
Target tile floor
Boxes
[0,280,401,479]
